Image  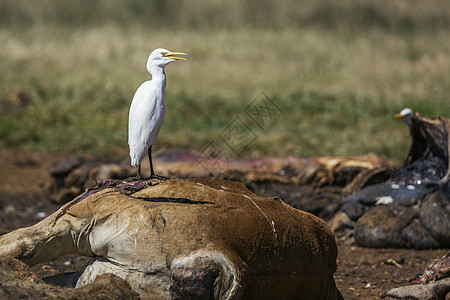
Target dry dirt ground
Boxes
[0,148,448,299]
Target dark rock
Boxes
[349,188,450,249]
[354,205,417,248]
[419,193,450,247]
[403,218,440,249]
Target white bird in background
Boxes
[128,48,187,179]
[394,107,450,185]
[394,107,413,126]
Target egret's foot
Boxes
[148,174,169,180]
[129,175,144,181]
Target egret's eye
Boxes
[161,52,168,57]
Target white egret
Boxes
[128,48,187,178]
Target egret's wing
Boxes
[128,82,157,164]
[128,81,165,166]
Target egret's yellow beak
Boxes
[394,113,404,119]
[165,52,188,61]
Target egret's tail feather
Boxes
[130,157,140,168]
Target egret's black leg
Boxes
[129,164,143,181]
[137,164,143,179]
[148,146,155,177]
[147,146,168,180]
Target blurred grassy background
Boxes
[1,0,450,162]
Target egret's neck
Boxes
[149,65,167,92]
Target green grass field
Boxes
[1,0,450,162]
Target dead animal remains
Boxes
[0,178,343,300]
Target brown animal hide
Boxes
[1,178,343,300]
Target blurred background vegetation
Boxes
[1,0,450,162]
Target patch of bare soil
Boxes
[0,148,447,299]
[335,244,447,299]
[0,149,91,278]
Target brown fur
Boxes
[0,178,342,299]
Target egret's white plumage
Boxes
[128,48,186,178]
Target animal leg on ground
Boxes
[0,204,91,266]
